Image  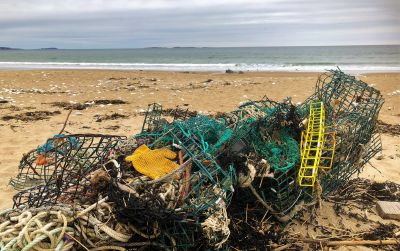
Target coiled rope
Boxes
[0,197,133,251]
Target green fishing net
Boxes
[252,128,300,172]
[171,115,232,155]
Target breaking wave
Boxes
[0,62,399,72]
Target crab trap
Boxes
[136,103,194,145]
[298,69,384,196]
[221,97,304,214]
[12,134,125,208]
[110,117,236,218]
[104,114,236,249]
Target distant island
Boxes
[0,47,21,50]
[144,46,198,49]
[0,47,59,50]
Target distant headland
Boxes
[0,47,21,50]
[0,47,59,50]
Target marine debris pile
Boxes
[1,69,393,250]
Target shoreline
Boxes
[0,65,400,75]
[0,63,400,73]
[1,67,400,74]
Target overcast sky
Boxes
[0,0,399,48]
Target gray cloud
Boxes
[0,0,399,48]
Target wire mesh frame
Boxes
[229,96,301,140]
[106,141,232,249]
[9,149,51,191]
[137,103,171,147]
[104,121,236,249]
[12,134,125,208]
[225,97,278,148]
[254,167,302,214]
[245,129,302,214]
[167,127,236,217]
[141,103,163,133]
[135,123,236,215]
[225,97,303,214]
[298,69,384,197]
[320,130,382,195]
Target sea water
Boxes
[0,45,399,72]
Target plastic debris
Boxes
[298,101,336,187]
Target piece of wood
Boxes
[376,201,400,220]
[58,109,72,134]
[326,239,399,246]
[273,244,291,251]
[298,238,399,246]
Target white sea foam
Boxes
[0,62,400,73]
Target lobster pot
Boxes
[224,97,303,214]
[107,115,236,249]
[297,69,384,195]
[12,134,125,208]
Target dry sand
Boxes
[0,70,399,249]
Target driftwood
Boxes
[273,243,292,251]
[298,238,399,246]
[326,239,399,246]
[58,109,72,134]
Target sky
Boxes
[0,0,399,49]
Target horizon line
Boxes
[2,43,400,50]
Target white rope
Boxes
[0,198,134,250]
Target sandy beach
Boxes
[0,70,399,249]
[1,70,399,204]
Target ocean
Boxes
[0,45,399,72]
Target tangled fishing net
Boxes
[1,69,385,250]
